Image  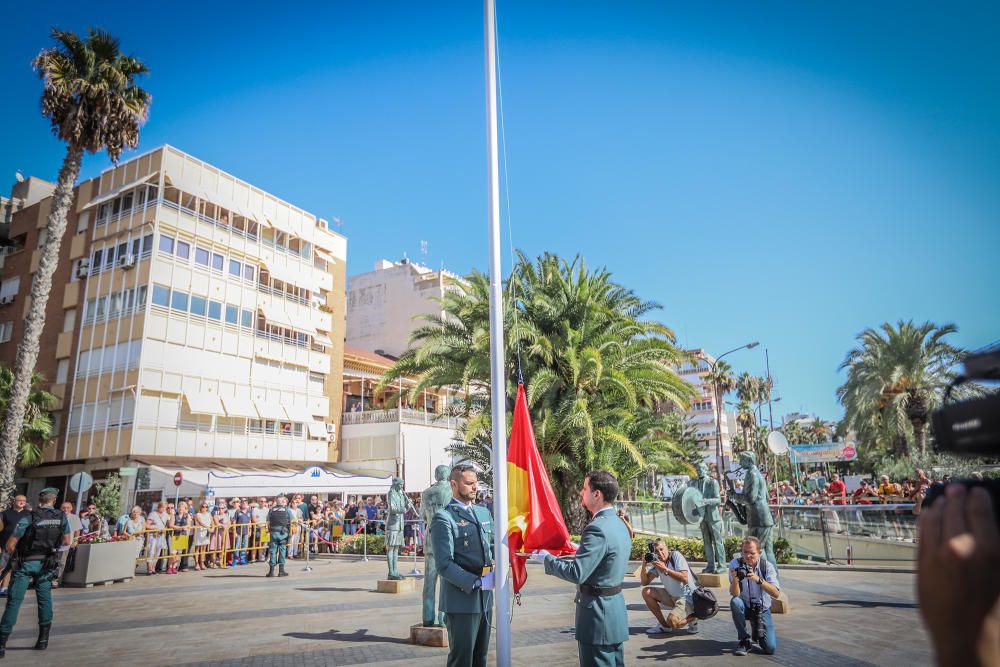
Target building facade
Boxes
[0,146,347,501]
[346,258,462,358]
[670,349,736,466]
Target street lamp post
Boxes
[702,342,759,476]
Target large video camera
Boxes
[925,346,1000,511]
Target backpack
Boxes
[665,552,718,621]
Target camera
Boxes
[734,558,751,581]
[644,541,657,564]
[745,600,764,641]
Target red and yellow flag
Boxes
[507,383,576,593]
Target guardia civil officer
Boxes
[266,495,293,577]
[430,464,495,667]
[531,470,632,667]
[0,487,72,657]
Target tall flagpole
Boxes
[484,0,512,664]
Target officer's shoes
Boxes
[0,631,8,658]
[278,567,288,577]
[266,566,275,577]
[34,624,51,650]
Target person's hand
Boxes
[918,484,1000,666]
[529,549,551,562]
[651,558,668,573]
[569,541,580,550]
[746,569,761,584]
[481,572,495,590]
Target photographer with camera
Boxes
[640,539,699,635]
[729,536,780,656]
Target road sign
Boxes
[842,445,857,461]
[119,467,138,477]
[69,471,93,494]
[173,472,184,487]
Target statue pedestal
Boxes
[377,578,416,594]
[410,623,449,647]
[696,572,726,588]
[772,592,791,614]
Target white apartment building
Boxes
[346,258,463,358]
[2,146,349,501]
[674,349,736,466]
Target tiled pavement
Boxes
[0,557,929,665]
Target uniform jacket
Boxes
[431,499,495,614]
[544,507,632,645]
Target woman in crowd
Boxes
[170,500,193,573]
[193,502,213,570]
[329,500,345,553]
[123,505,146,561]
[210,499,231,568]
[145,501,171,575]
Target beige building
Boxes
[0,146,348,503]
[670,349,736,466]
[346,258,463,358]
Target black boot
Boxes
[266,565,275,577]
[0,632,8,658]
[278,564,288,577]
[34,624,50,650]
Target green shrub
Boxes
[339,533,386,555]
[622,534,795,564]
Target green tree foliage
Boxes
[380,252,696,530]
[0,367,56,468]
[93,473,123,520]
[838,321,964,458]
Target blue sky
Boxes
[2,1,998,422]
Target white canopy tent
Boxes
[143,464,392,500]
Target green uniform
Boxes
[267,506,292,568]
[0,510,71,635]
[431,499,494,667]
[542,507,632,667]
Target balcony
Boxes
[341,408,463,430]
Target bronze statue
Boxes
[386,477,415,580]
[732,451,777,566]
[420,465,452,626]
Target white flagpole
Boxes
[484,0,512,664]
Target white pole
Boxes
[484,1,511,664]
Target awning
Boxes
[281,402,313,423]
[83,173,159,210]
[260,303,314,333]
[315,249,337,264]
[221,395,259,419]
[253,399,287,421]
[312,331,333,347]
[306,421,328,439]
[140,464,392,498]
[265,215,294,235]
[184,392,226,416]
[261,259,311,290]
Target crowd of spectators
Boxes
[762,467,968,508]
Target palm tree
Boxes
[381,251,696,530]
[0,29,150,506]
[781,420,806,446]
[0,367,56,468]
[837,321,963,457]
[807,418,829,444]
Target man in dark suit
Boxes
[431,465,495,667]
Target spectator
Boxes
[642,538,699,635]
[193,503,213,570]
[877,475,902,502]
[233,501,252,566]
[617,507,635,539]
[344,498,359,536]
[826,473,847,505]
[251,499,269,562]
[80,502,109,539]
[210,499,231,568]
[145,501,171,575]
[169,501,193,573]
[0,495,30,596]
[729,536,780,656]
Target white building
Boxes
[670,349,736,466]
[346,258,463,358]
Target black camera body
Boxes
[734,558,752,581]
[644,541,657,564]
[932,347,1000,457]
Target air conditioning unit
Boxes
[0,295,14,306]
[75,259,90,279]
[118,254,136,269]
[325,423,336,435]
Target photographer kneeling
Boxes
[729,536,780,656]
[641,539,699,635]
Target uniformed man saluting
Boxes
[0,487,72,658]
[531,470,632,667]
[266,495,293,577]
[431,464,495,667]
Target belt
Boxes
[579,583,622,597]
[464,565,493,576]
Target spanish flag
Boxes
[507,383,576,593]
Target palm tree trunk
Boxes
[0,143,83,508]
[557,475,588,534]
[912,420,927,457]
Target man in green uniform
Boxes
[431,464,495,667]
[531,470,632,667]
[266,495,293,577]
[0,487,72,657]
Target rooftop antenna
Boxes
[420,240,428,266]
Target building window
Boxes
[208,300,222,320]
[0,322,12,343]
[195,247,210,267]
[158,235,174,254]
[141,234,154,255]
[56,359,69,384]
[265,420,276,435]
[211,253,224,272]
[225,304,238,325]
[176,239,191,260]
[170,290,189,312]
[63,308,76,333]
[190,295,207,316]
[241,309,253,328]
[229,259,241,278]
[92,248,103,270]
[76,210,90,235]
[293,423,303,437]
[243,265,255,281]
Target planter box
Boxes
[61,540,138,587]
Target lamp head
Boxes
[746,341,760,350]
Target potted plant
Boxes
[62,532,138,586]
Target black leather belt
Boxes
[579,583,622,597]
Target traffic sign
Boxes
[173,472,184,487]
[69,471,93,494]
[842,444,857,460]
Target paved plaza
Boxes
[1,557,928,666]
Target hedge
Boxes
[339,533,386,555]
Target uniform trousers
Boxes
[444,608,492,667]
[578,641,624,667]
[0,561,53,634]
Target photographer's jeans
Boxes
[730,597,777,655]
